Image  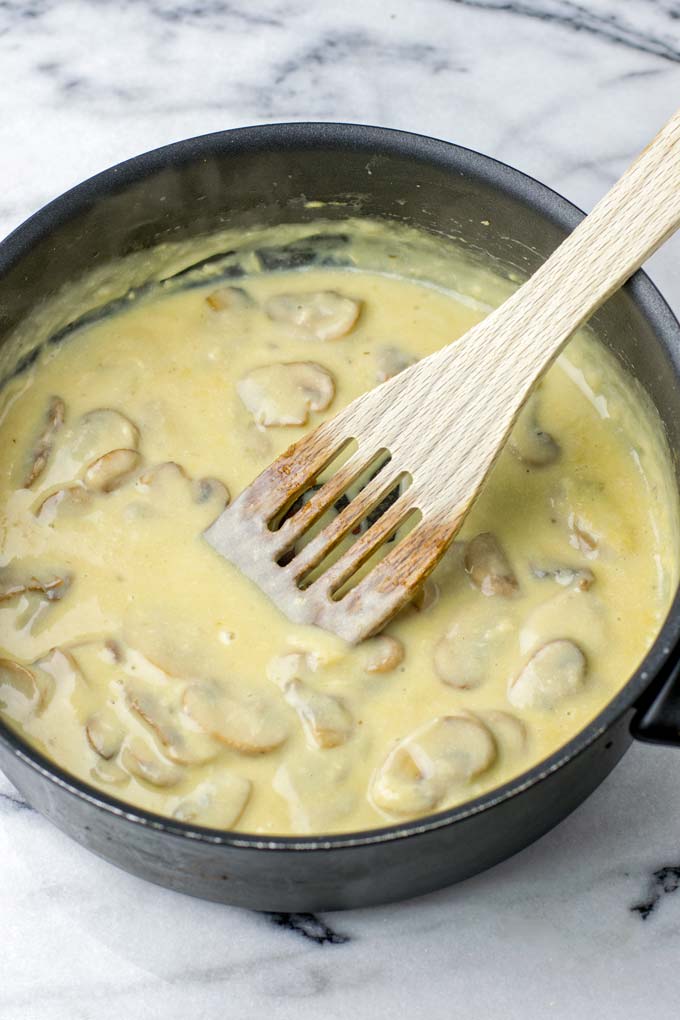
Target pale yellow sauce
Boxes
[0,224,676,834]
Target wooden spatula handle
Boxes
[523,107,680,332]
[447,108,680,397]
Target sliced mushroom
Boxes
[0,573,70,603]
[371,714,496,816]
[126,680,219,765]
[70,408,140,464]
[265,290,361,341]
[33,647,83,706]
[361,635,404,674]
[481,709,527,756]
[411,579,440,613]
[530,563,594,591]
[237,362,335,427]
[0,659,46,721]
[35,484,95,523]
[84,448,140,492]
[509,639,587,711]
[120,737,184,787]
[23,396,65,487]
[205,285,252,312]
[137,461,189,489]
[86,709,125,759]
[182,682,288,754]
[280,677,353,749]
[400,554,460,619]
[465,533,518,597]
[434,629,484,690]
[519,589,606,658]
[433,609,512,690]
[130,462,196,520]
[509,394,560,467]
[192,476,230,509]
[375,346,417,383]
[173,774,252,828]
[91,759,129,786]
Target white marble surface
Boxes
[2,1,680,1017]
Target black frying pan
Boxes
[0,123,678,911]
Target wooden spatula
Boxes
[205,109,680,644]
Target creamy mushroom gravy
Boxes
[0,221,677,835]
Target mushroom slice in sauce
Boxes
[402,555,458,619]
[434,619,497,691]
[375,345,417,383]
[182,682,288,754]
[465,533,519,597]
[481,709,528,756]
[265,290,361,341]
[84,449,140,492]
[519,589,606,658]
[279,674,352,749]
[0,659,48,722]
[371,713,496,816]
[70,408,140,464]
[173,774,252,828]
[86,708,125,759]
[35,485,95,523]
[237,362,335,427]
[126,680,219,765]
[361,635,405,674]
[137,461,189,489]
[91,758,129,786]
[434,608,513,689]
[34,647,87,709]
[508,639,587,711]
[509,394,560,467]
[137,463,229,514]
[268,652,353,749]
[23,396,65,488]
[410,579,440,614]
[120,737,184,788]
[205,286,253,312]
[192,476,230,510]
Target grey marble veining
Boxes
[2,1,680,1018]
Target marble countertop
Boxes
[2,1,680,1017]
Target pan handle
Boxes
[631,654,680,746]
